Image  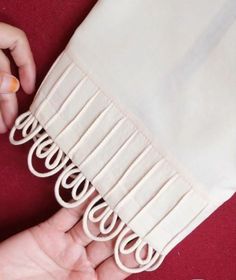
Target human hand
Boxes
[0,193,133,280]
[0,22,36,133]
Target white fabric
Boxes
[69,0,236,198]
[9,0,236,274]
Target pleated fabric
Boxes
[10,0,236,274]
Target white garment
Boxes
[10,0,236,274]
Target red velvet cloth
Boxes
[0,1,235,279]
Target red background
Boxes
[0,1,235,279]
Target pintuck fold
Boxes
[9,0,236,274]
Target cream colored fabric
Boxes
[10,0,236,274]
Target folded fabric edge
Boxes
[9,111,167,273]
[8,49,224,274]
[10,111,227,274]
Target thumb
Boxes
[0,72,20,94]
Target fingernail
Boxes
[0,72,20,94]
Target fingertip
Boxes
[0,126,8,134]
[22,82,35,95]
[0,72,20,94]
[19,63,36,94]
[2,109,17,129]
[0,112,8,134]
[5,115,17,129]
[0,95,18,129]
[0,128,8,134]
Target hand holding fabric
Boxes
[0,194,132,280]
[0,22,35,133]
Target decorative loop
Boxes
[89,200,110,223]
[99,209,119,235]
[10,111,164,274]
[83,194,125,241]
[45,146,64,169]
[22,115,38,137]
[15,111,33,129]
[9,111,43,145]
[28,132,69,177]
[35,138,55,158]
[119,232,142,255]
[71,175,90,201]
[55,163,95,208]
[135,241,154,265]
[114,227,161,273]
[61,165,81,189]
[33,131,46,143]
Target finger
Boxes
[96,255,131,280]
[86,236,116,268]
[0,110,7,133]
[0,23,36,94]
[96,235,151,279]
[0,93,18,128]
[0,50,18,129]
[69,196,122,248]
[46,191,98,233]
[0,72,20,94]
[68,213,101,247]
[0,48,11,71]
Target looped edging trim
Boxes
[9,110,164,274]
